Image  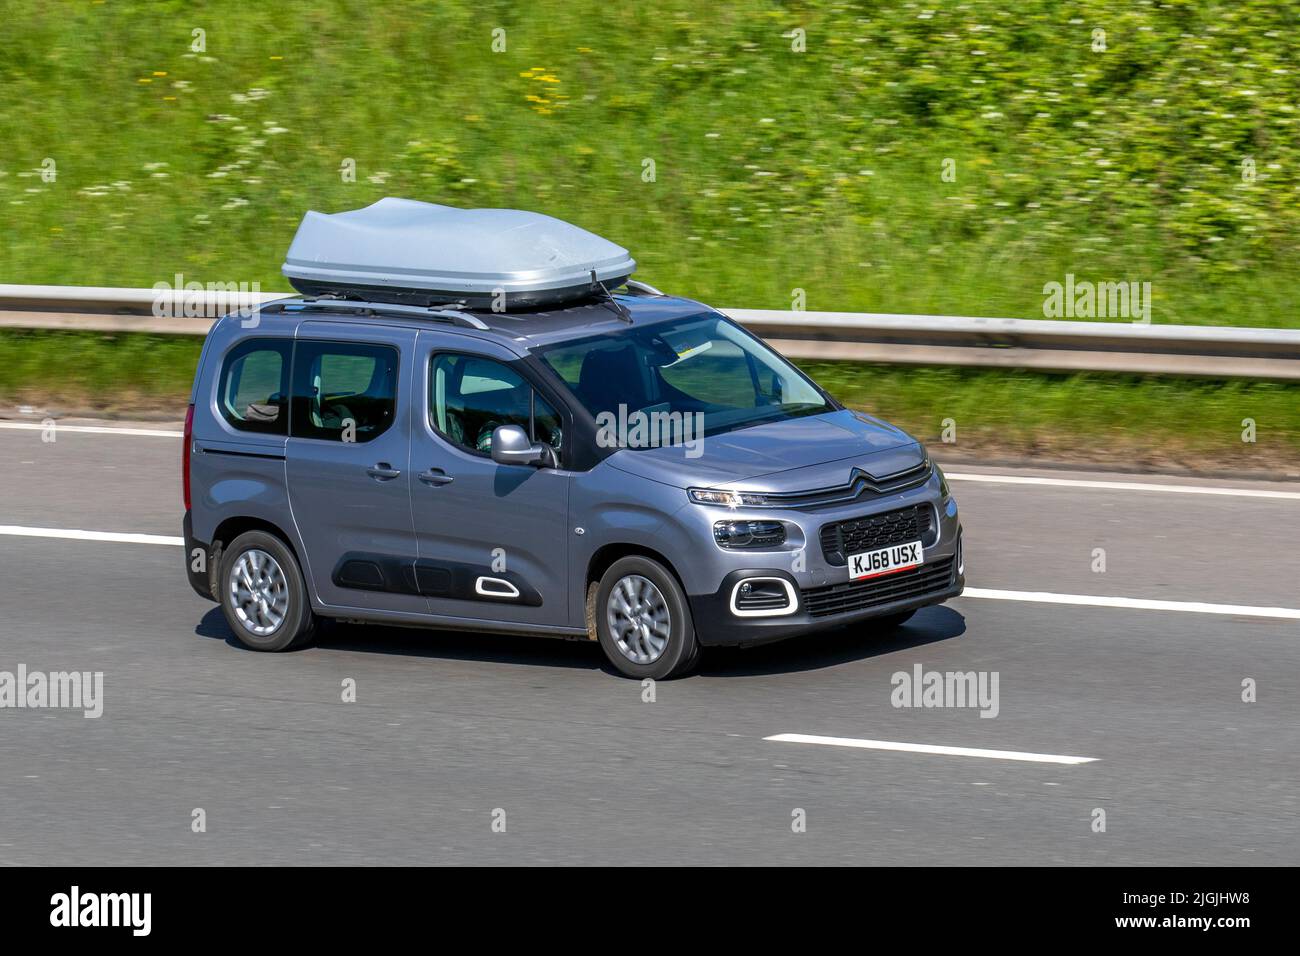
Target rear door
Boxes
[285,321,425,615]
[408,330,573,629]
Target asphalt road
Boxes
[0,423,1297,865]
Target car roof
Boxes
[474,293,715,348]
[248,292,717,353]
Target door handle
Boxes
[418,468,454,486]
[366,463,402,481]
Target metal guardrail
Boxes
[728,309,1300,379]
[1,284,1298,380]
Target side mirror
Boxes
[490,424,552,468]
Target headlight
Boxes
[688,487,771,507]
[713,519,786,549]
[919,443,949,497]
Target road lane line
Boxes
[946,472,1300,500]
[0,525,183,546]
[0,422,182,438]
[1,526,1297,620]
[3,422,1296,499]
[962,587,1300,620]
[765,733,1097,765]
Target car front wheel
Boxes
[595,556,699,679]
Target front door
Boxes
[408,331,573,628]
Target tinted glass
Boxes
[430,353,562,457]
[537,314,829,442]
[290,341,399,443]
[218,339,291,435]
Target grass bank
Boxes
[3,1,1299,326]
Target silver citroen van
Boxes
[183,200,964,678]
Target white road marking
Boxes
[962,587,1300,620]
[1,526,1298,619]
[0,422,182,438]
[946,471,1300,500]
[2,421,1296,500]
[765,733,1097,765]
[0,525,183,546]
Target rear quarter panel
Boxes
[188,313,300,554]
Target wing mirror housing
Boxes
[490,424,555,468]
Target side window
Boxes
[430,354,563,457]
[219,339,291,435]
[290,341,399,443]
[532,391,563,452]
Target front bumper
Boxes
[688,539,964,647]
[691,556,967,647]
[681,469,964,645]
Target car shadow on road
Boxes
[194,608,250,650]
[696,605,966,677]
[194,604,965,678]
[194,606,601,671]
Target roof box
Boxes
[282,198,636,309]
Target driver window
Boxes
[430,353,562,457]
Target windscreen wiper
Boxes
[590,270,633,323]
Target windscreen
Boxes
[537,313,831,446]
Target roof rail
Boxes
[261,297,489,331]
[430,309,489,330]
[624,279,666,297]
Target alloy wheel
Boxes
[606,574,672,665]
[228,548,290,637]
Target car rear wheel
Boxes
[219,530,317,651]
[595,556,699,679]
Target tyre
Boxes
[218,530,318,651]
[873,609,917,630]
[595,556,700,679]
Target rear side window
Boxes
[219,339,291,435]
[290,341,399,443]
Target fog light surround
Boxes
[729,577,798,617]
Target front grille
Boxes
[801,557,954,618]
[820,504,933,566]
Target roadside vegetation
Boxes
[3,1,1298,326]
[3,2,1296,469]
[808,361,1300,472]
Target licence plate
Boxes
[848,540,923,581]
